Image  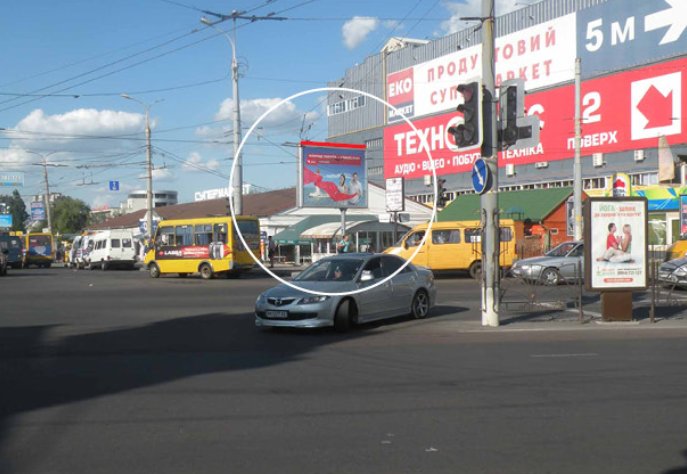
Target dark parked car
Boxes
[658,256,687,288]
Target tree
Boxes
[0,189,29,232]
[52,196,91,234]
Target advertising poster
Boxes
[300,141,367,209]
[680,195,687,237]
[586,198,648,290]
[385,177,405,212]
[30,201,45,221]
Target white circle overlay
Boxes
[230,86,438,297]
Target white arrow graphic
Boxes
[645,0,687,45]
[473,163,484,186]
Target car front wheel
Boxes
[334,299,353,332]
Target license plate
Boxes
[266,310,288,319]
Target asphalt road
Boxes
[1,267,687,474]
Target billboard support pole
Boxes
[340,208,347,246]
[574,57,583,241]
[481,0,499,327]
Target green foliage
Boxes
[0,189,29,232]
[52,196,91,234]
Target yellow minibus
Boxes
[144,216,260,279]
[384,219,521,278]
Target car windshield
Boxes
[545,242,577,257]
[294,258,364,282]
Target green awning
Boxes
[273,214,379,244]
[439,187,574,222]
[273,215,342,245]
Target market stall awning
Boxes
[299,215,378,240]
[272,215,341,245]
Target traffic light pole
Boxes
[481,0,499,327]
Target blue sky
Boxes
[0,0,522,209]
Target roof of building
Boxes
[91,188,296,230]
[438,187,574,222]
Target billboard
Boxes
[385,177,405,212]
[680,195,687,237]
[585,197,648,291]
[387,13,576,122]
[577,0,687,78]
[30,201,45,221]
[385,56,687,178]
[300,141,367,208]
[0,214,12,228]
[0,172,24,188]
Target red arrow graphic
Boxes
[637,85,674,129]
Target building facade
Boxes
[124,190,178,213]
[326,0,687,245]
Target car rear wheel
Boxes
[199,263,213,280]
[411,290,430,319]
[149,263,160,278]
[334,299,353,332]
[540,268,560,286]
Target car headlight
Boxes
[674,266,687,276]
[256,293,267,304]
[297,295,330,304]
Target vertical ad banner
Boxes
[585,198,648,290]
[300,141,367,209]
[680,195,687,237]
[30,201,45,221]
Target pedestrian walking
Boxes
[336,234,351,254]
[268,236,277,268]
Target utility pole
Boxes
[121,94,163,239]
[481,0,499,327]
[200,10,286,215]
[27,150,64,234]
[573,57,583,240]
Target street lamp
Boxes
[120,94,163,239]
[201,16,244,215]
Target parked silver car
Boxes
[255,253,436,331]
[510,241,584,285]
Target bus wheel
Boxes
[468,261,482,280]
[149,263,161,278]
[199,263,213,280]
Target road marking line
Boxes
[530,353,598,358]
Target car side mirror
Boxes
[360,270,374,282]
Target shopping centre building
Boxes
[324,0,687,246]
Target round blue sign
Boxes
[471,158,491,194]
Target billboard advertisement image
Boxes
[585,198,648,290]
[300,141,367,209]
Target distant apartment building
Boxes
[123,190,177,213]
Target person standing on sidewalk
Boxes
[268,236,277,268]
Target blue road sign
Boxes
[471,158,491,195]
[109,180,120,191]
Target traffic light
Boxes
[448,81,482,149]
[498,78,540,150]
[500,84,519,146]
[436,178,448,208]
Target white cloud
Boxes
[0,108,146,167]
[204,98,320,142]
[439,0,521,35]
[182,151,221,172]
[342,16,380,49]
[383,19,400,30]
[151,167,174,182]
